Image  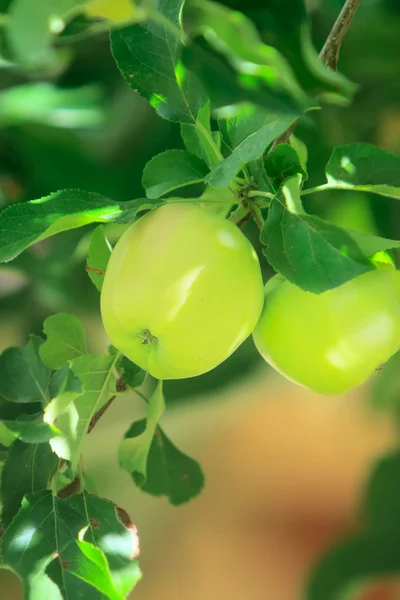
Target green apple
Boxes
[101,203,264,379]
[253,267,400,395]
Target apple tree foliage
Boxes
[0,0,399,598]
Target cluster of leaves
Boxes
[0,0,399,598]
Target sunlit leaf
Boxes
[119,381,165,484]
[40,313,87,369]
[86,225,112,292]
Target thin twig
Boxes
[88,377,127,433]
[319,0,362,71]
[270,0,362,150]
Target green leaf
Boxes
[185,1,310,111]
[262,180,400,293]
[0,336,50,404]
[206,115,294,188]
[125,421,204,505]
[49,365,83,400]
[0,83,105,129]
[69,493,141,596]
[117,357,146,389]
[2,490,140,599]
[364,451,400,535]
[1,413,56,444]
[0,422,16,447]
[180,101,222,168]
[370,351,400,412]
[264,143,307,191]
[219,104,274,150]
[0,189,160,263]
[142,149,209,199]
[182,38,302,117]
[111,0,207,123]
[67,354,118,469]
[86,225,112,292]
[289,134,308,173]
[119,381,165,485]
[251,0,355,102]
[306,537,400,600]
[1,440,57,526]
[7,0,84,68]
[325,143,400,199]
[40,313,87,369]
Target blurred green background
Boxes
[0,0,400,598]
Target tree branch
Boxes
[270,0,362,149]
[319,0,362,71]
[88,376,127,433]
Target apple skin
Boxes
[253,267,400,395]
[101,203,264,379]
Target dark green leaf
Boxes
[206,115,294,188]
[1,440,57,526]
[119,381,165,485]
[86,225,112,292]
[363,451,400,535]
[0,336,50,404]
[111,0,207,123]
[264,143,307,191]
[262,179,400,293]
[219,104,273,150]
[182,38,303,117]
[142,149,209,199]
[1,413,56,444]
[118,358,146,390]
[0,189,162,263]
[2,490,139,599]
[306,537,400,600]
[40,313,87,369]
[49,365,83,400]
[126,421,204,505]
[325,143,400,199]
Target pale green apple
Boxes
[253,267,400,395]
[101,203,264,379]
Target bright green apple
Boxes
[253,267,400,395]
[101,203,264,379]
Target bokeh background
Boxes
[1,0,400,598]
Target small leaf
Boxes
[86,225,112,292]
[262,184,400,293]
[1,440,57,526]
[264,143,307,191]
[40,313,87,369]
[2,490,139,599]
[49,365,83,401]
[289,134,308,172]
[125,421,204,505]
[180,101,222,168]
[325,143,400,199]
[206,115,294,188]
[111,0,207,123]
[219,104,274,150]
[118,359,145,389]
[0,336,50,404]
[119,381,165,484]
[142,149,209,199]
[0,189,160,263]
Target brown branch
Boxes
[319,0,362,71]
[270,0,362,150]
[88,376,127,433]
